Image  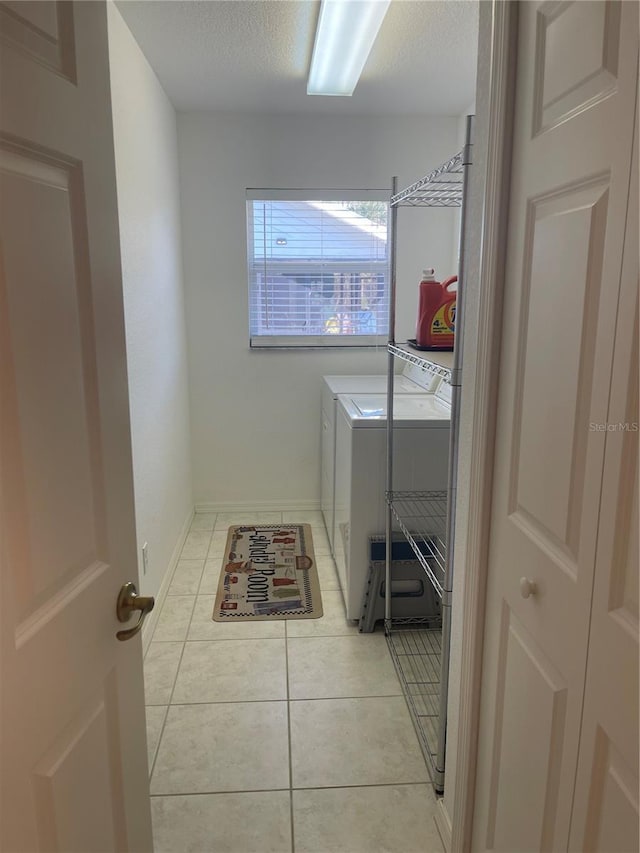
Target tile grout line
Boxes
[150,629,360,643]
[281,509,294,851]
[149,780,433,797]
[146,518,215,782]
[148,780,434,799]
[147,691,405,708]
[146,704,168,780]
[148,655,183,782]
[285,616,296,853]
[148,611,193,780]
[149,787,292,799]
[166,559,206,597]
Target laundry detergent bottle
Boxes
[416,269,458,350]
[416,271,457,350]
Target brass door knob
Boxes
[116,582,154,641]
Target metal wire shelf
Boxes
[385,117,473,796]
[387,615,442,628]
[386,627,443,778]
[387,491,448,598]
[390,151,464,208]
[388,344,453,379]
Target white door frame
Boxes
[447,2,519,850]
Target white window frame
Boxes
[246,188,391,349]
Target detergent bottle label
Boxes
[431,302,456,336]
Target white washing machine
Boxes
[334,380,451,621]
[321,362,443,552]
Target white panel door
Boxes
[567,116,638,853]
[472,2,638,851]
[0,2,153,850]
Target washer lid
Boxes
[339,393,451,428]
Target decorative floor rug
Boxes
[212,524,323,621]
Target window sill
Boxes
[250,335,388,350]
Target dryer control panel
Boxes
[401,361,444,392]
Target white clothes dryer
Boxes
[321,362,443,551]
[334,380,451,621]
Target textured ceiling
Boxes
[115,0,478,115]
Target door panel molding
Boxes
[608,315,638,630]
[15,560,108,649]
[507,175,610,573]
[581,725,639,853]
[1,137,108,623]
[485,604,568,851]
[533,1,622,134]
[0,0,76,82]
[32,670,127,852]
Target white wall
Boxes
[178,112,459,506]
[107,4,193,596]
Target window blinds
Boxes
[246,190,390,347]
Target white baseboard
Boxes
[141,505,194,656]
[194,499,321,513]
[434,797,452,853]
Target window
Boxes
[246,189,390,347]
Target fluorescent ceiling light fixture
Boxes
[307,0,391,96]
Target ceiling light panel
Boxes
[307,0,392,97]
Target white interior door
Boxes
[471,1,638,851]
[567,114,638,853]
[0,2,153,850]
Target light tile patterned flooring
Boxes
[144,511,444,853]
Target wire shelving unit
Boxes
[385,116,474,794]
